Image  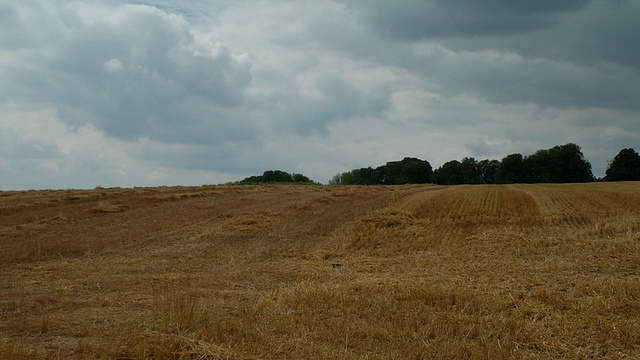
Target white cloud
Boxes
[103,58,123,72]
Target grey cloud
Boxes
[0,4,18,40]
[348,0,592,40]
[261,74,391,136]
[2,0,639,189]
[0,126,62,190]
[569,1,640,70]
[102,0,232,26]
[315,1,640,113]
[437,1,640,70]
[431,54,640,111]
[1,2,254,144]
[135,141,261,175]
[0,127,59,160]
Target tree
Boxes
[459,157,483,184]
[331,157,432,185]
[495,153,525,184]
[432,158,493,185]
[330,171,347,185]
[332,167,381,185]
[260,170,294,183]
[478,159,500,184]
[239,170,315,184]
[521,144,593,183]
[557,143,594,182]
[399,159,433,184]
[492,144,594,184]
[605,148,640,181]
[523,149,552,183]
[433,160,463,185]
[544,144,592,183]
[292,173,311,183]
[381,157,432,184]
[351,167,381,185]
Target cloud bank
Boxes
[3,2,252,142]
[1,0,639,189]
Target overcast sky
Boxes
[1,0,639,189]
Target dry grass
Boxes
[1,183,640,359]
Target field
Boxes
[1,182,640,359]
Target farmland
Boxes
[1,183,640,359]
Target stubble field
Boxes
[1,182,639,359]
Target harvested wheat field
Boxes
[1,182,640,359]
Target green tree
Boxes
[240,170,316,184]
[332,157,432,185]
[399,159,432,184]
[495,153,525,184]
[292,173,311,183]
[523,149,552,183]
[260,170,294,183]
[553,143,594,183]
[333,167,381,185]
[433,160,463,185]
[459,157,483,184]
[329,173,345,185]
[605,148,640,181]
[352,167,381,185]
[478,159,500,184]
[380,157,432,184]
[522,143,593,183]
[433,157,490,185]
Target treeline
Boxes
[331,144,640,185]
[438,143,594,185]
[329,157,433,185]
[236,170,318,184]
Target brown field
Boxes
[1,182,640,359]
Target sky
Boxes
[1,0,639,189]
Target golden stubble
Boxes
[1,183,639,359]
